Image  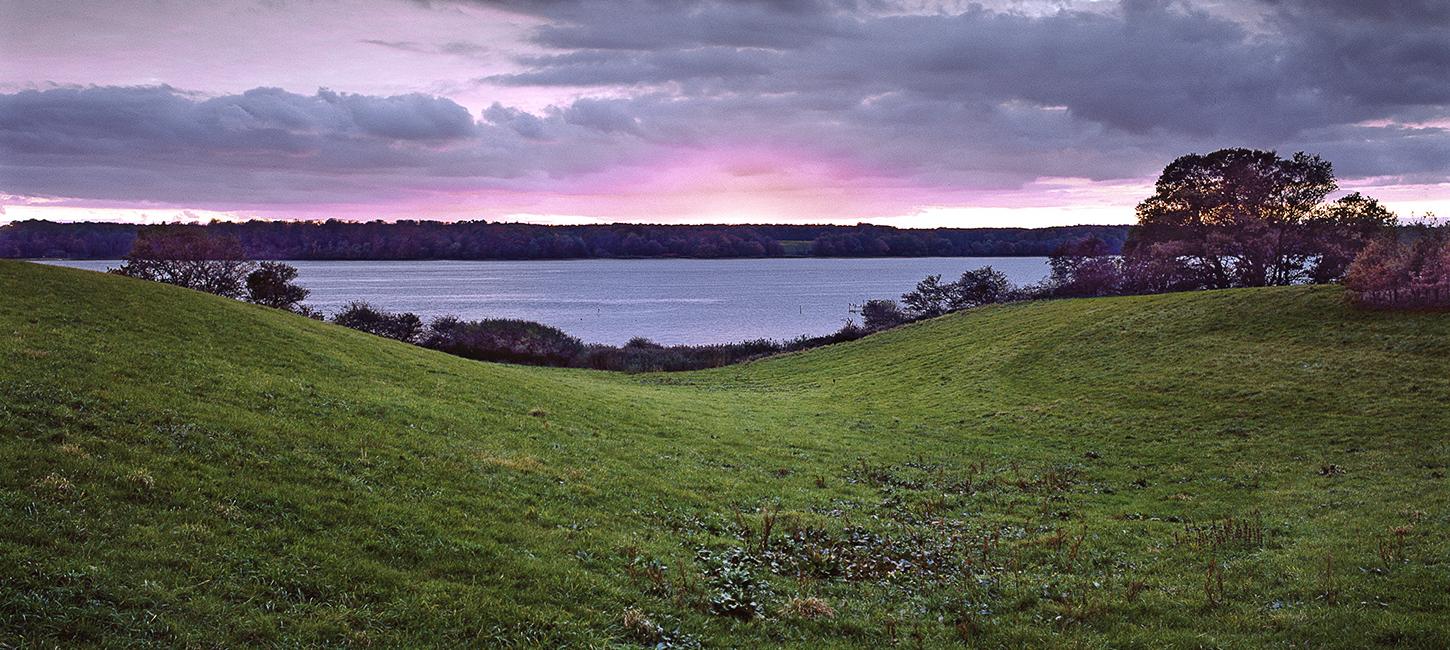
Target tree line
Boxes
[0,220,1126,260]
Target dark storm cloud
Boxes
[1262,0,1450,111]
[0,85,655,205]
[468,0,1449,179]
[1258,0,1450,23]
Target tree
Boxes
[110,230,255,298]
[1047,236,1123,297]
[949,267,1014,308]
[1119,240,1201,295]
[245,261,310,312]
[858,299,907,331]
[1307,193,1399,283]
[1129,148,1342,287]
[901,274,953,318]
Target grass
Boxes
[1,259,1447,648]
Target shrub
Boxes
[1120,240,1203,294]
[245,261,311,312]
[624,336,663,349]
[1344,230,1450,310]
[901,267,1020,319]
[857,299,906,331]
[580,338,783,372]
[950,266,1014,308]
[422,316,585,366]
[333,302,424,343]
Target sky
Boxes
[1,0,1447,228]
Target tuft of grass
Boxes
[32,472,78,501]
[124,467,156,493]
[782,596,836,620]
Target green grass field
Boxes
[2,260,1447,648]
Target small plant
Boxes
[125,468,156,493]
[697,547,771,620]
[621,607,660,644]
[781,596,836,620]
[883,617,899,644]
[1321,552,1339,605]
[1173,512,1265,550]
[34,473,78,501]
[953,615,979,643]
[214,500,242,520]
[624,554,670,596]
[1318,464,1345,476]
[1204,557,1225,607]
[1125,579,1147,602]
[1377,525,1412,568]
[1056,590,1109,627]
[56,443,89,458]
[528,407,547,418]
[620,608,700,649]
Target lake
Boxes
[41,258,1050,345]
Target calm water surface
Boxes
[43,258,1049,345]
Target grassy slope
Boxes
[1,260,1446,648]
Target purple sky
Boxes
[1,0,1447,227]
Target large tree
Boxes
[1128,148,1392,287]
[110,230,256,298]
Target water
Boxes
[40,258,1050,345]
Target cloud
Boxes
[0,85,652,207]
[1,1,1447,222]
[361,38,491,59]
[488,48,774,87]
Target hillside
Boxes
[1,260,1446,647]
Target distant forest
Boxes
[0,220,1128,260]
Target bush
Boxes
[858,299,907,331]
[245,261,311,312]
[403,314,869,373]
[901,266,1019,319]
[579,338,784,372]
[1344,231,1450,310]
[950,267,1014,308]
[333,302,424,343]
[421,316,585,366]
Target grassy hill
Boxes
[1,260,1446,648]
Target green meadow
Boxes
[1,260,1446,647]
